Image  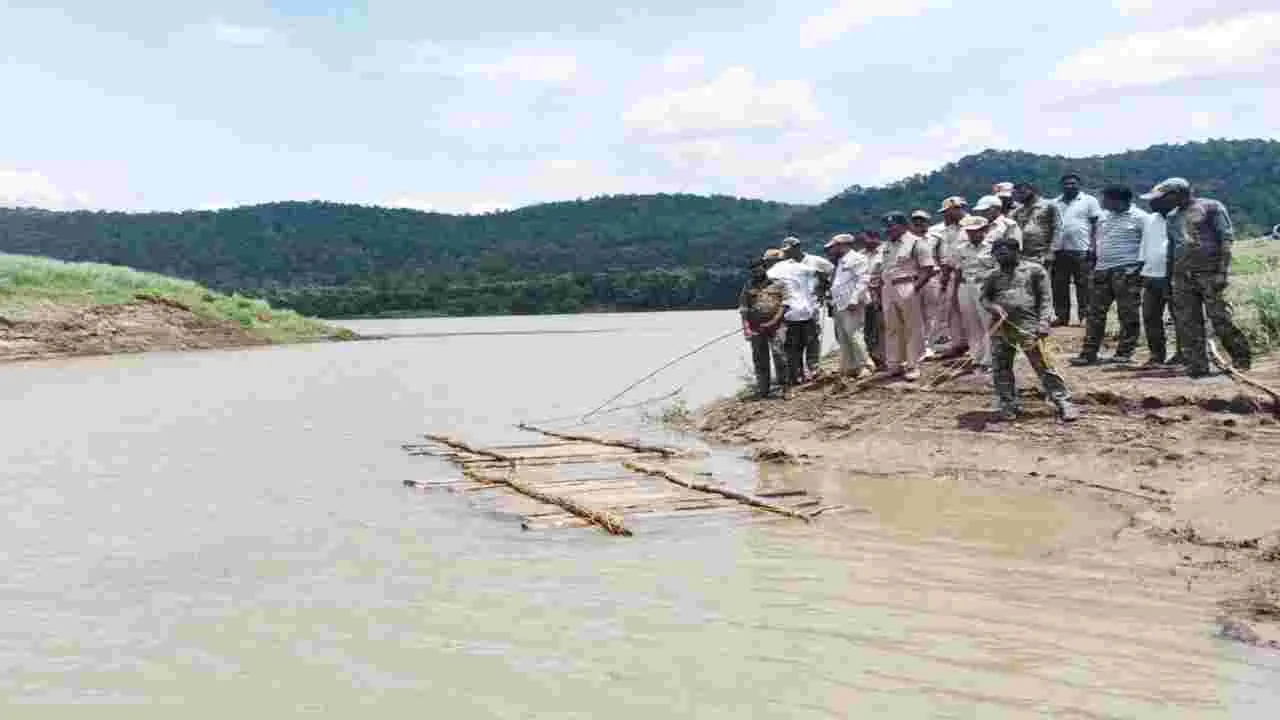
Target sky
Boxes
[1,0,1277,214]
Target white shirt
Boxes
[1052,192,1102,253]
[829,249,870,309]
[766,259,819,321]
[800,253,834,276]
[1139,213,1169,278]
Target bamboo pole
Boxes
[1210,341,1280,418]
[623,461,811,522]
[464,468,633,536]
[423,433,514,463]
[518,423,686,457]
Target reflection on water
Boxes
[1,311,1277,714]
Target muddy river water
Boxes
[2,311,1277,715]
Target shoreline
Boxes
[693,326,1280,649]
[0,295,356,364]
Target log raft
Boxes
[623,460,812,522]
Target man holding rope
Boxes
[981,236,1081,422]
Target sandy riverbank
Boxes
[695,326,1280,648]
[1,253,352,363]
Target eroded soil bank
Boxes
[1,296,282,362]
[697,326,1280,648]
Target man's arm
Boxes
[1213,201,1235,279]
[980,275,1003,319]
[1032,266,1053,333]
[1048,203,1063,258]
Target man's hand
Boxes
[1036,322,1051,338]
[742,322,756,339]
[1209,272,1229,292]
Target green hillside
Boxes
[1,139,1278,317]
[785,139,1280,239]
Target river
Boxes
[2,310,1277,715]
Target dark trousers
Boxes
[992,333,1070,408]
[1171,269,1253,373]
[864,302,884,368]
[1141,277,1181,362]
[805,315,823,373]
[783,320,814,384]
[1081,265,1142,359]
[1051,250,1091,324]
[749,332,786,394]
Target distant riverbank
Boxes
[0,253,354,363]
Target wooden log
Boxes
[424,434,514,464]
[754,489,808,498]
[463,468,633,536]
[518,423,686,457]
[623,461,812,523]
[1210,341,1280,418]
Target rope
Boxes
[577,327,742,423]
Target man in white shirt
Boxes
[1137,207,1181,366]
[767,246,820,385]
[781,236,834,378]
[1051,173,1102,326]
[824,233,874,378]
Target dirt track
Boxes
[697,326,1280,648]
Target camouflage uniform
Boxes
[1011,197,1061,265]
[1167,198,1252,373]
[739,278,788,393]
[981,261,1071,411]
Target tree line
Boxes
[2,139,1278,317]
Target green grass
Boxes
[1230,240,1280,352]
[0,253,353,344]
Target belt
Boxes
[889,276,918,285]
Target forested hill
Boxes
[0,194,799,288]
[784,139,1280,239]
[2,139,1278,317]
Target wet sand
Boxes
[697,326,1280,649]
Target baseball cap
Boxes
[959,215,990,231]
[1140,177,1191,200]
[781,236,802,248]
[937,196,968,212]
[824,233,855,249]
[762,248,785,260]
[972,195,1003,212]
[992,182,1015,198]
[881,211,909,226]
[910,210,931,221]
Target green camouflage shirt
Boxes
[1011,197,1060,261]
[980,261,1052,337]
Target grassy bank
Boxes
[1230,239,1280,352]
[0,253,352,344]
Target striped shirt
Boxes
[1095,205,1149,271]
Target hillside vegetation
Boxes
[2,139,1278,317]
[0,253,349,349]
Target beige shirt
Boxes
[880,231,936,282]
[928,221,968,269]
[985,215,1023,250]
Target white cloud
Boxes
[1112,0,1155,13]
[924,114,1007,151]
[210,20,276,47]
[656,135,863,196]
[462,54,578,84]
[625,67,823,137]
[661,53,705,74]
[0,168,92,209]
[1053,11,1280,93]
[800,0,942,48]
[871,156,938,184]
[1190,111,1217,131]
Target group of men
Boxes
[739,174,1254,421]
